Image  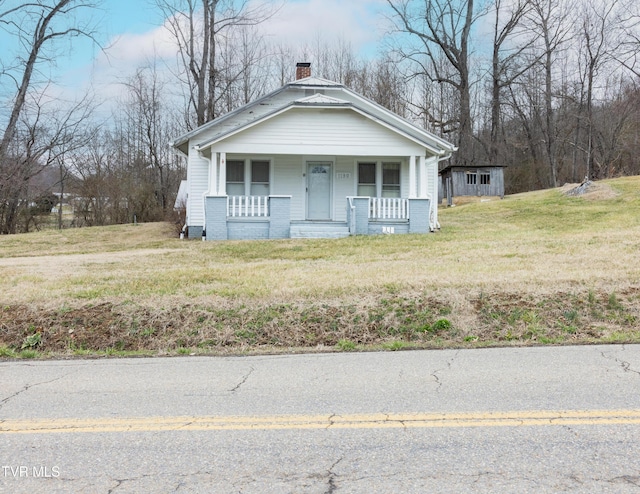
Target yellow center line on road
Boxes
[2,410,640,434]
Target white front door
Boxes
[307,162,332,220]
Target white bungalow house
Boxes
[171,63,456,240]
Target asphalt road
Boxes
[1,345,640,493]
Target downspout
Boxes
[434,151,454,230]
[418,154,437,232]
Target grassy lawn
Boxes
[1,176,639,358]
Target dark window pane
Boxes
[251,161,269,183]
[382,163,400,185]
[227,160,244,183]
[358,163,376,185]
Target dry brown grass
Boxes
[1,176,639,357]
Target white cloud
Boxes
[101,26,178,67]
[53,0,390,117]
[262,0,386,54]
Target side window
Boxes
[480,172,490,185]
[466,171,477,185]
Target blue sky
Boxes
[3,0,386,92]
[0,0,388,119]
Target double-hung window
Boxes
[250,160,270,195]
[357,163,376,196]
[226,160,245,196]
[226,159,270,196]
[358,161,401,197]
[382,163,400,198]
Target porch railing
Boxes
[369,197,408,220]
[227,196,269,217]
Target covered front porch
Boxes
[199,194,432,240]
[189,151,438,240]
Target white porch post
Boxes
[418,155,428,198]
[409,155,417,198]
[208,151,218,195]
[244,159,251,196]
[218,152,226,195]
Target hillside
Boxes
[1,176,639,358]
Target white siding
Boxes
[190,91,300,147]
[216,108,426,157]
[186,144,209,227]
[225,154,306,220]
[272,155,305,220]
[323,87,454,155]
[334,157,355,221]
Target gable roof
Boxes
[171,76,456,157]
[294,93,350,105]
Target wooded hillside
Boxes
[1,0,639,234]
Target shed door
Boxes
[307,162,332,220]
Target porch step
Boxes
[290,221,350,239]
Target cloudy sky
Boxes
[51,0,389,97]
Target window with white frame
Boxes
[480,172,490,185]
[382,163,401,198]
[226,160,245,196]
[226,159,270,196]
[358,163,376,196]
[358,162,401,197]
[250,160,270,195]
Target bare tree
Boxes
[0,0,99,233]
[386,0,480,166]
[486,0,535,167]
[575,0,635,179]
[122,65,184,216]
[524,0,573,187]
[1,89,97,233]
[156,0,278,128]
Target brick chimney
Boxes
[296,62,311,80]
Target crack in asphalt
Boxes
[228,367,255,393]
[327,413,337,429]
[430,350,460,393]
[108,473,195,492]
[430,370,442,390]
[607,475,640,486]
[107,479,125,493]
[601,347,640,377]
[325,457,344,494]
[0,373,70,410]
